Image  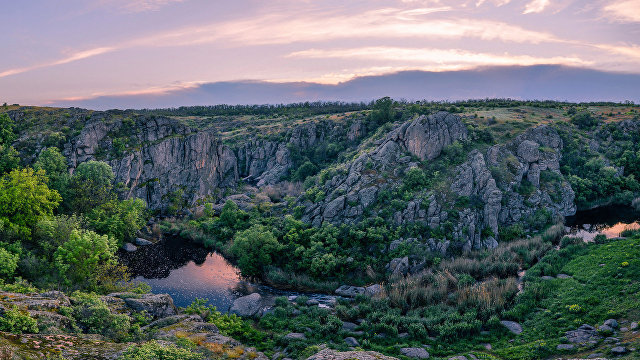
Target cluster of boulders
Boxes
[560,319,638,357]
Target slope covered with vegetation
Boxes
[0,99,639,359]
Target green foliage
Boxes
[0,144,19,174]
[0,248,19,279]
[34,147,70,195]
[54,229,117,287]
[0,306,38,334]
[570,112,600,129]
[69,292,134,341]
[230,224,281,277]
[121,340,203,360]
[33,214,83,256]
[499,224,525,242]
[86,198,148,244]
[369,97,395,126]
[0,168,61,238]
[0,113,16,145]
[293,161,318,181]
[68,161,115,213]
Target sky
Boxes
[1,0,639,106]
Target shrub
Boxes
[0,248,19,279]
[85,198,148,244]
[68,161,115,213]
[230,224,281,277]
[0,306,38,334]
[54,229,117,287]
[570,112,600,129]
[121,340,203,360]
[69,292,133,341]
[0,168,61,238]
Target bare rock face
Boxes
[398,112,468,160]
[230,293,263,317]
[303,112,469,226]
[123,293,177,318]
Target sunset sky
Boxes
[1,0,639,106]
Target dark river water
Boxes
[120,205,638,309]
[565,205,640,241]
[118,236,336,309]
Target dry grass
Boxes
[457,277,518,313]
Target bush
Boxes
[570,112,600,129]
[54,229,117,287]
[0,168,61,238]
[0,306,38,334]
[230,224,281,277]
[85,198,148,244]
[121,340,203,360]
[0,248,19,279]
[68,161,115,213]
[69,292,133,341]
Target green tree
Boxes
[121,340,202,360]
[0,113,16,146]
[68,161,115,213]
[230,224,281,277]
[0,248,19,279]
[369,97,395,125]
[0,144,19,174]
[54,229,117,286]
[34,147,70,196]
[0,168,61,238]
[86,198,148,244]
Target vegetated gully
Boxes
[119,205,639,310]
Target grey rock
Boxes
[387,257,409,276]
[230,293,263,317]
[610,346,627,355]
[541,276,555,280]
[556,344,575,351]
[284,333,306,340]
[586,353,605,359]
[400,112,468,161]
[335,285,365,297]
[398,332,409,339]
[342,322,358,332]
[344,337,359,347]
[123,293,177,318]
[517,140,540,163]
[447,356,467,360]
[567,325,600,343]
[598,324,614,334]
[135,237,153,246]
[630,322,638,330]
[122,242,137,252]
[604,319,619,328]
[306,299,319,306]
[556,274,571,279]
[500,320,523,335]
[400,348,429,359]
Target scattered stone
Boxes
[386,257,409,276]
[307,349,398,360]
[566,325,600,343]
[483,344,492,350]
[230,293,263,317]
[122,243,137,252]
[586,353,605,359]
[598,324,614,334]
[344,337,359,347]
[447,356,467,360]
[610,346,628,355]
[604,337,619,344]
[400,347,429,359]
[556,274,571,279]
[557,344,575,351]
[342,322,358,332]
[541,276,555,280]
[604,319,619,328]
[306,299,320,306]
[134,237,153,246]
[398,333,409,339]
[500,320,523,335]
[284,333,306,340]
[123,293,177,318]
[630,322,639,330]
[335,285,365,298]
[620,327,629,332]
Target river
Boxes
[118,236,336,309]
[119,205,639,309]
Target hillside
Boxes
[0,99,639,359]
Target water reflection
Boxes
[565,205,640,241]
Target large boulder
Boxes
[566,324,600,343]
[335,285,365,298]
[400,347,430,359]
[123,294,177,318]
[308,349,398,360]
[500,320,523,335]
[230,293,263,317]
